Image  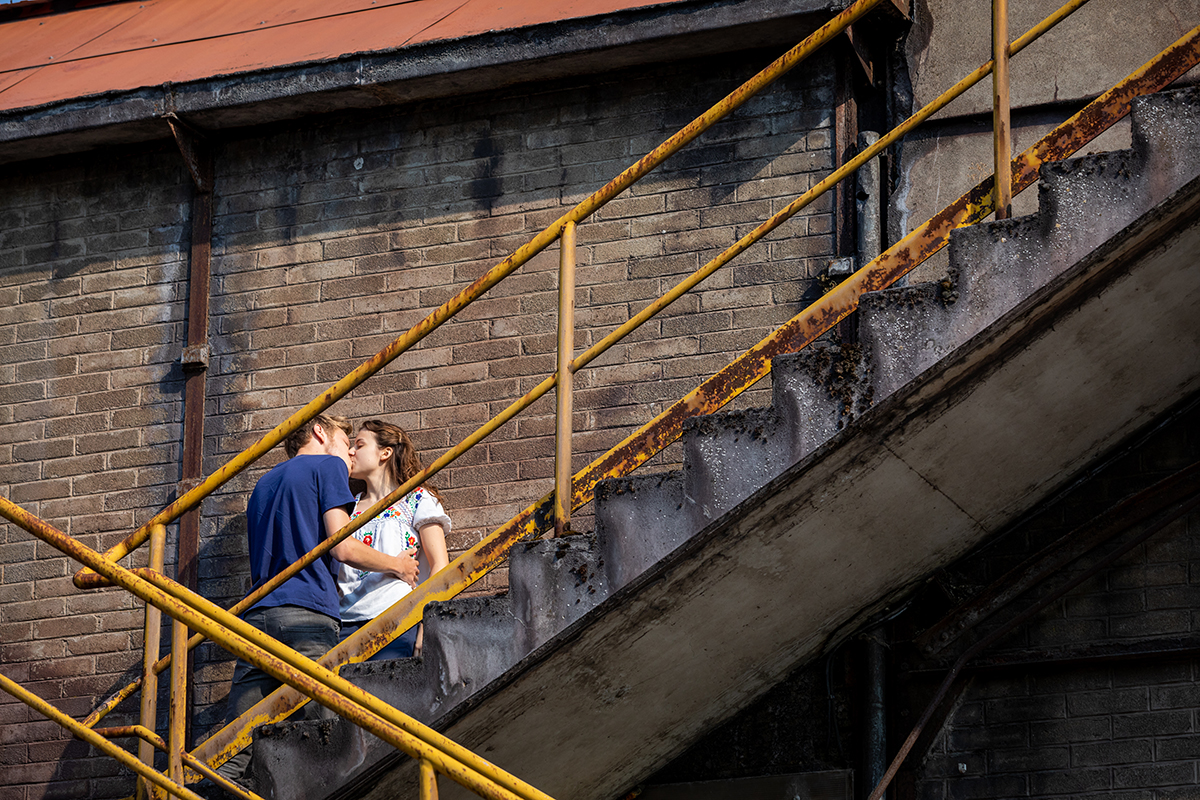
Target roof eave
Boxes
[0,0,837,168]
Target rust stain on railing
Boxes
[0,495,555,800]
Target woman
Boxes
[338,419,451,660]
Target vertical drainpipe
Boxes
[856,131,882,268]
[863,626,887,800]
[167,114,213,748]
[832,53,859,344]
[857,129,886,800]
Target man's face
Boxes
[324,427,353,473]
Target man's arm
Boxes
[323,507,420,586]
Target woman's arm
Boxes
[413,523,450,656]
[418,522,451,578]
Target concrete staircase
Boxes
[245,87,1200,800]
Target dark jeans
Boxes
[215,605,339,784]
[338,619,419,661]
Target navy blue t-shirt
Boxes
[245,454,356,619]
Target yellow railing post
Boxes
[421,758,441,800]
[993,0,1013,219]
[169,616,189,788]
[137,523,168,800]
[554,221,577,538]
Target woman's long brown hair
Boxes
[358,419,444,505]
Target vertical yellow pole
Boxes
[992,0,1012,219]
[168,616,188,787]
[137,524,168,800]
[554,221,577,538]
[419,757,440,800]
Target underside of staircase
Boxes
[243,87,1200,800]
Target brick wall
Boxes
[0,147,192,798]
[901,398,1200,800]
[0,47,837,798]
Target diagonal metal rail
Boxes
[0,499,554,800]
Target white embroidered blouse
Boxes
[336,488,452,622]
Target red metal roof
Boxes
[0,0,691,114]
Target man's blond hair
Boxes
[284,414,353,458]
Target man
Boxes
[216,414,418,785]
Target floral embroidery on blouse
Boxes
[343,489,426,581]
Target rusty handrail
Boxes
[84,0,895,730]
[0,671,208,800]
[73,0,888,590]
[191,0,1142,768]
[0,497,553,800]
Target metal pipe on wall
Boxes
[862,627,887,800]
[856,131,882,266]
[168,113,214,750]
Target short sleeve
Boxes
[413,490,452,535]
[316,456,356,516]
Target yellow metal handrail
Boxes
[192,7,1200,774]
[76,0,893,739]
[1,505,553,800]
[80,0,892,741]
[0,0,1196,796]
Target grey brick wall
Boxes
[0,147,192,799]
[908,400,1200,800]
[0,48,836,798]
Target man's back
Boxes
[246,454,355,618]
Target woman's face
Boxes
[349,429,392,480]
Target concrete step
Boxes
[861,87,1200,405]
[245,86,1200,800]
[509,534,611,654]
[595,470,689,593]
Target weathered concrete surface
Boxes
[906,0,1200,121]
[881,87,1200,373]
[249,88,1200,800]
[893,0,1198,285]
[0,0,835,166]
